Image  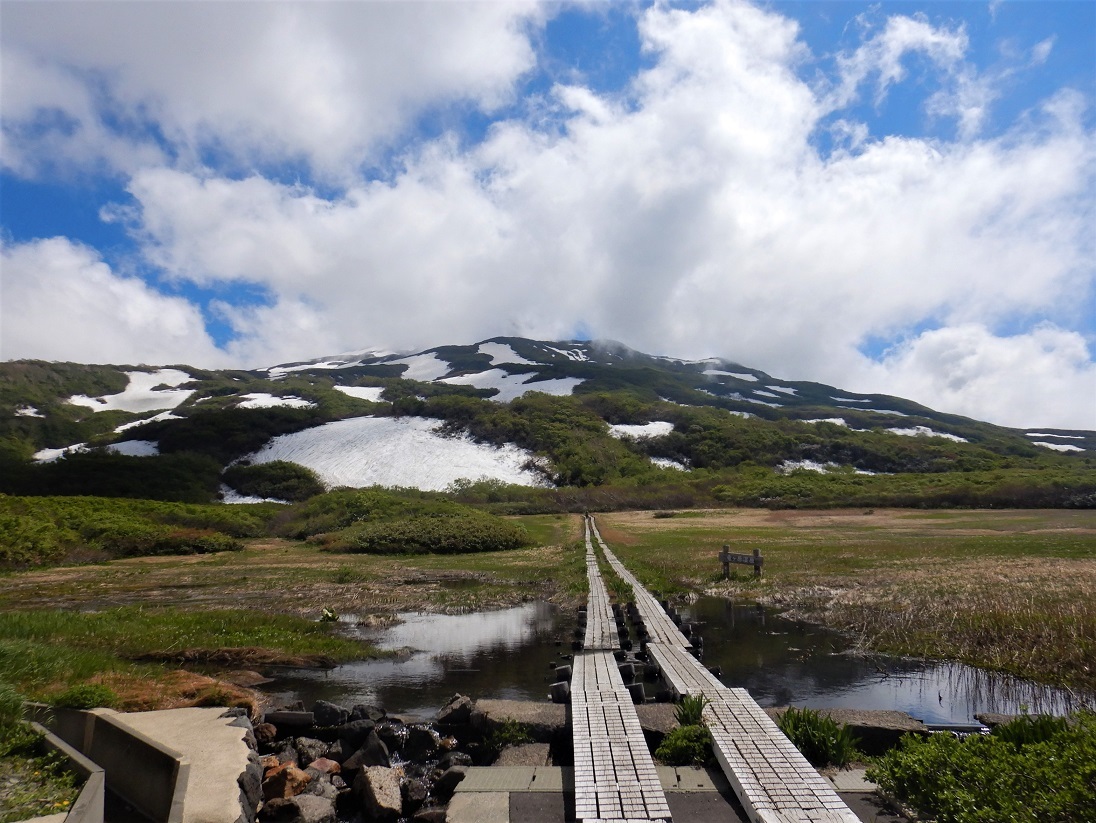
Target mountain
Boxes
[1,337,1092,507]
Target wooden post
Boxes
[753,547,762,578]
[722,545,731,580]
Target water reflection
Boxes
[683,597,1091,724]
[263,597,1091,726]
[267,601,568,721]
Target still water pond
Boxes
[267,598,1089,724]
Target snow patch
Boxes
[651,457,687,470]
[608,421,674,440]
[832,397,871,403]
[33,443,89,462]
[219,484,290,504]
[478,342,537,366]
[745,398,782,408]
[237,393,316,409]
[778,459,838,474]
[753,390,780,398]
[334,385,386,402]
[887,426,967,442]
[15,406,44,417]
[391,353,453,382]
[114,410,182,433]
[542,345,589,362]
[67,369,194,413]
[267,360,361,376]
[106,440,159,457]
[704,369,757,381]
[804,418,848,427]
[440,369,584,403]
[244,416,545,491]
[1033,441,1085,452]
[1027,432,1084,439]
[767,386,797,395]
[728,410,753,419]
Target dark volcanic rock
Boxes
[312,700,351,727]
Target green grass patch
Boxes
[776,707,859,768]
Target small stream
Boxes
[265,598,1090,724]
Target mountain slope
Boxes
[1,337,1092,504]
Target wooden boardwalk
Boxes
[589,517,860,823]
[574,518,671,822]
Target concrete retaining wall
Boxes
[29,721,105,823]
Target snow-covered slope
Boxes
[244,415,545,491]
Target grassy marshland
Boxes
[596,508,1096,692]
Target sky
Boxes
[1,0,1093,430]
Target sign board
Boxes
[719,545,763,578]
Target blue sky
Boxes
[2,0,1093,428]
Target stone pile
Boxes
[251,693,488,823]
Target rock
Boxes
[411,809,446,823]
[274,741,299,766]
[302,777,338,803]
[401,777,429,815]
[375,723,405,753]
[351,703,386,722]
[312,700,351,728]
[306,758,340,776]
[354,766,403,821]
[469,708,488,733]
[238,751,263,823]
[435,694,473,726]
[433,766,466,799]
[494,743,550,767]
[254,723,278,747]
[261,754,281,772]
[402,726,439,762]
[294,737,329,768]
[476,700,566,742]
[338,719,376,750]
[261,793,336,823]
[265,711,315,729]
[341,731,390,772]
[438,751,473,770]
[324,739,348,764]
[262,762,313,801]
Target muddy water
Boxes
[264,598,1089,724]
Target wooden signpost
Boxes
[720,545,762,579]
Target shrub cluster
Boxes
[335,511,530,555]
[222,460,324,502]
[776,707,859,768]
[868,711,1096,823]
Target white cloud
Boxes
[855,324,1096,429]
[2,1,545,179]
[0,237,225,365]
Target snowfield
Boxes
[1034,441,1085,452]
[237,393,316,409]
[439,369,584,403]
[67,369,194,413]
[219,484,289,504]
[608,421,674,439]
[804,418,848,427]
[768,386,797,395]
[33,443,89,462]
[106,440,159,456]
[887,426,967,442]
[651,457,687,471]
[1027,433,1084,439]
[15,406,44,417]
[479,342,537,366]
[704,369,757,381]
[391,353,452,382]
[541,345,589,362]
[334,386,386,402]
[243,416,546,491]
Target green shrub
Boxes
[655,725,712,766]
[991,711,1070,749]
[486,719,533,758]
[776,707,859,767]
[222,461,324,502]
[339,512,531,555]
[674,693,710,726]
[867,711,1096,823]
[50,683,116,710]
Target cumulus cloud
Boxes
[856,324,1096,430]
[1,1,545,178]
[0,237,225,365]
